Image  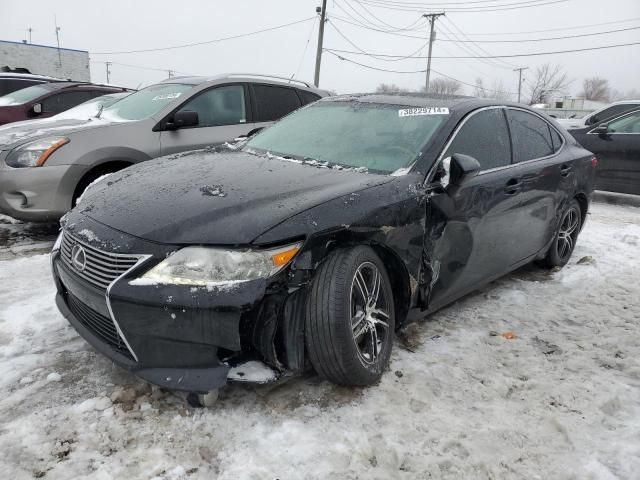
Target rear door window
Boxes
[253,84,301,122]
[607,110,640,133]
[588,104,638,125]
[445,108,511,170]
[175,85,247,127]
[298,89,321,106]
[507,109,554,162]
[42,91,93,114]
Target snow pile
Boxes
[0,203,639,479]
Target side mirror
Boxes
[448,153,481,188]
[31,103,42,115]
[165,110,198,130]
[593,123,609,135]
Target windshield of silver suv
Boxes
[0,84,51,106]
[99,83,193,122]
[245,100,446,174]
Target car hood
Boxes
[0,116,122,150]
[76,150,393,245]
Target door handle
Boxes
[560,164,573,177]
[504,178,522,195]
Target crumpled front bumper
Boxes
[50,226,273,392]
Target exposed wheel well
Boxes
[369,243,412,328]
[72,160,132,206]
[574,193,588,226]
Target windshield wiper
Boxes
[95,105,105,119]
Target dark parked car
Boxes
[51,94,596,402]
[569,107,640,195]
[0,72,61,97]
[0,81,131,126]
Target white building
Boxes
[0,40,90,82]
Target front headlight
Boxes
[136,242,302,286]
[6,136,69,168]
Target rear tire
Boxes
[304,246,395,386]
[538,199,582,269]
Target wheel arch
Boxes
[71,159,133,205]
[295,230,413,329]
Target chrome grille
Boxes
[60,232,140,290]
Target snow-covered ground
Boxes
[0,203,639,480]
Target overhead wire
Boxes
[324,49,519,94]
[91,17,316,55]
[292,16,318,79]
[324,40,640,59]
[357,0,570,13]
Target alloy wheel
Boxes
[556,206,580,260]
[349,262,391,366]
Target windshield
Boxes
[245,101,447,174]
[0,84,51,106]
[53,93,129,120]
[100,83,193,122]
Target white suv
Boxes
[556,100,640,130]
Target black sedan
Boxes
[569,107,640,195]
[51,94,596,398]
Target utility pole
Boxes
[314,0,328,87]
[27,28,32,44]
[167,69,174,79]
[54,17,62,67]
[105,62,111,83]
[513,67,528,103]
[423,12,445,94]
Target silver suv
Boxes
[0,74,327,222]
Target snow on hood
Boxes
[71,149,392,245]
[0,117,119,149]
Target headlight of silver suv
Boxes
[133,242,302,287]
[6,136,69,168]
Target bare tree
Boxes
[581,77,610,102]
[425,78,462,96]
[527,63,571,104]
[375,83,408,94]
[610,88,640,101]
[473,77,510,101]
[474,77,488,98]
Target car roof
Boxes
[35,81,131,92]
[319,93,519,112]
[157,73,326,94]
[0,72,63,81]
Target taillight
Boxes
[591,156,598,168]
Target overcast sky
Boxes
[1,0,638,100]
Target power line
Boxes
[91,60,192,75]
[328,19,429,62]
[292,16,318,80]
[324,49,518,94]
[324,40,640,59]
[91,17,316,55]
[357,0,569,13]
[461,16,640,35]
[357,0,570,13]
[351,0,427,32]
[437,24,640,43]
[442,16,518,68]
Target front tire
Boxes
[538,199,582,268]
[305,246,395,386]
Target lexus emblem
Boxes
[71,244,87,272]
